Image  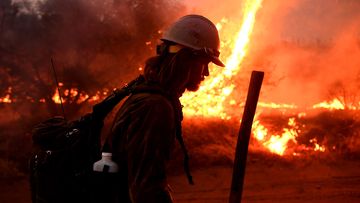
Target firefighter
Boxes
[110,14,225,203]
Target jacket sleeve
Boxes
[125,95,175,203]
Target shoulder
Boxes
[133,92,172,105]
[126,92,174,116]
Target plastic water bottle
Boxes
[91,152,119,202]
[93,152,118,173]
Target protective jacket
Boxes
[110,83,181,203]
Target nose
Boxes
[202,64,209,77]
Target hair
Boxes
[144,47,195,96]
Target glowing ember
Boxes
[310,138,326,152]
[298,112,306,118]
[90,95,100,102]
[0,94,12,103]
[314,143,326,152]
[77,93,90,104]
[63,88,79,98]
[181,0,263,119]
[0,87,13,103]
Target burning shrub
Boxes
[252,110,360,157]
[299,110,360,154]
[171,109,360,168]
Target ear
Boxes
[156,43,169,55]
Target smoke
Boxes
[182,0,243,22]
[247,0,360,108]
[181,0,360,108]
[0,0,186,117]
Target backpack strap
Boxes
[131,85,194,185]
[93,75,144,153]
[92,75,145,121]
[174,116,194,185]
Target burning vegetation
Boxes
[179,0,360,159]
[1,0,360,178]
[0,0,185,177]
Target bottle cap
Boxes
[102,152,112,157]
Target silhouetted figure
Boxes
[109,14,225,203]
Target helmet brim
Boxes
[211,57,225,67]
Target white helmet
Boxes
[162,14,225,67]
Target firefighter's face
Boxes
[185,57,210,91]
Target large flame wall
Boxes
[180,0,360,156]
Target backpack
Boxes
[29,75,144,203]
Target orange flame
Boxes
[252,115,328,156]
[312,98,345,110]
[0,94,12,103]
[173,1,333,156]
[0,87,13,103]
[52,90,63,104]
[51,83,109,104]
[253,117,299,155]
[77,93,90,104]
[181,0,264,119]
[310,138,326,152]
[180,1,326,156]
[258,102,297,109]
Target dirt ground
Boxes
[169,155,360,203]
[1,155,360,203]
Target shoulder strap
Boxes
[175,121,194,185]
[132,86,194,185]
[92,75,145,121]
[95,75,144,153]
